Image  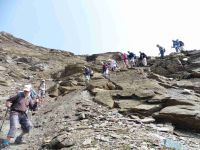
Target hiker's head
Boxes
[127,51,130,53]
[23,85,31,96]
[156,44,160,47]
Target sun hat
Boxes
[23,85,31,92]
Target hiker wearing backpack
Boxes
[122,52,129,68]
[38,79,46,101]
[102,62,109,79]
[179,40,184,51]
[128,51,136,67]
[2,85,39,147]
[83,66,92,83]
[172,39,181,52]
[108,59,118,71]
[157,44,165,59]
[139,51,147,66]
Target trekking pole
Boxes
[0,108,9,132]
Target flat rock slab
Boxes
[115,99,141,110]
[131,104,162,116]
[154,105,200,130]
[0,66,6,71]
[94,91,114,108]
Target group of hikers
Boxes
[1,79,46,147]
[82,50,148,82]
[83,39,185,83]
[157,39,185,59]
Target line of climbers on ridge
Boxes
[1,79,46,147]
[83,39,185,83]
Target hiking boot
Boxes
[14,136,26,144]
[1,139,10,148]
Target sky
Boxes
[0,0,200,56]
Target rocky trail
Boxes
[0,32,200,149]
[1,88,200,150]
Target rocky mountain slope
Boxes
[0,32,199,150]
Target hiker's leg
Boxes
[42,90,45,98]
[19,113,32,134]
[175,47,179,53]
[7,112,19,139]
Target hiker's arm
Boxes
[29,98,39,110]
[6,95,17,108]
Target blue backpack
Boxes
[179,41,184,46]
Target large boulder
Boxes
[154,105,200,130]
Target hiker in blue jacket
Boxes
[128,51,136,67]
[83,66,92,83]
[172,39,180,52]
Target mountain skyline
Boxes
[0,0,200,56]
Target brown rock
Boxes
[131,104,162,116]
[154,105,200,130]
[116,99,141,111]
[94,91,114,108]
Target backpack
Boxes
[179,41,184,46]
[90,69,94,77]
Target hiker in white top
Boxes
[38,79,46,100]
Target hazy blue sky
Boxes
[0,0,199,56]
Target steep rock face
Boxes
[150,50,200,79]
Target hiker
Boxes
[38,79,46,101]
[122,52,129,68]
[83,66,91,83]
[102,62,109,78]
[128,51,136,67]
[157,44,165,59]
[108,59,117,71]
[139,51,147,66]
[2,85,39,147]
[172,39,180,52]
